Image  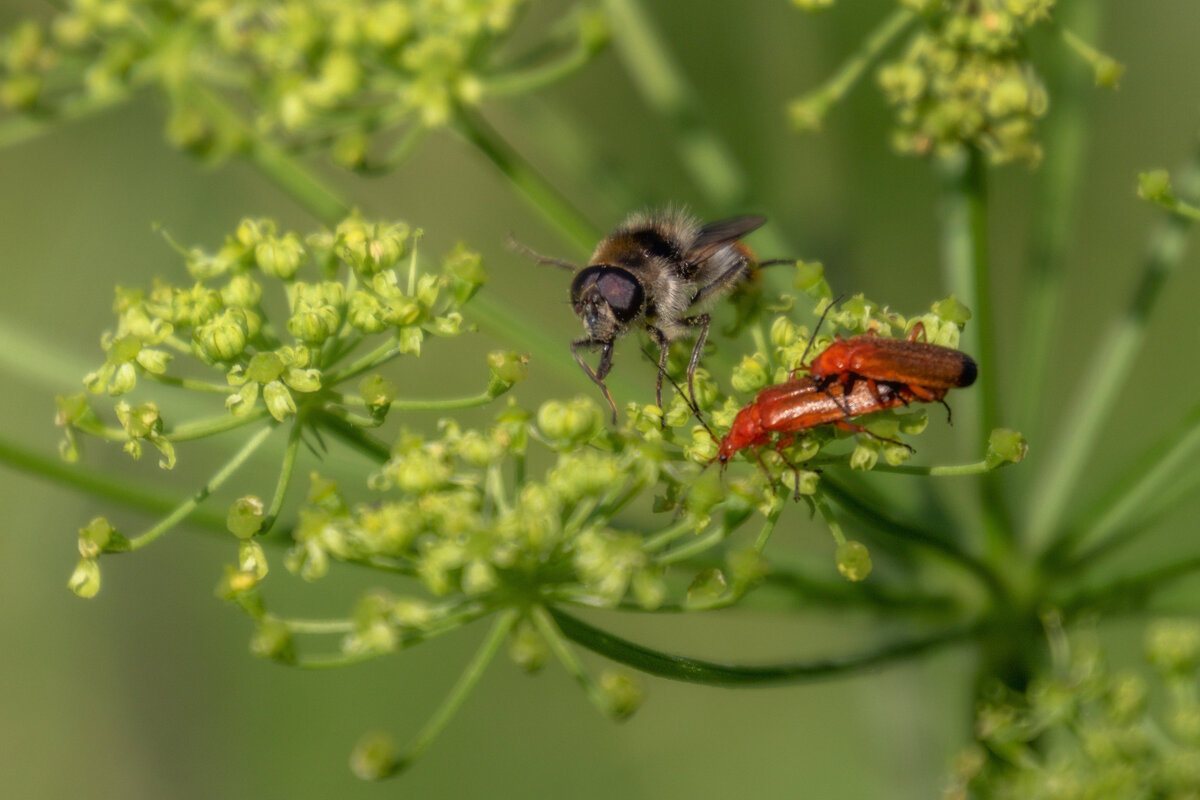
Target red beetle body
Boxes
[806,325,976,403]
[717,377,934,464]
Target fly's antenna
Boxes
[505,234,580,271]
[796,293,845,371]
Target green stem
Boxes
[283,618,355,634]
[821,475,1005,601]
[314,410,392,463]
[549,606,978,685]
[260,421,302,534]
[386,610,518,774]
[127,424,276,550]
[0,92,126,149]
[483,20,603,97]
[0,434,228,530]
[789,8,916,132]
[1060,555,1200,615]
[531,605,614,717]
[1014,0,1096,437]
[1027,135,1200,553]
[453,109,599,252]
[186,86,350,224]
[601,0,751,213]
[147,373,236,394]
[871,458,996,477]
[166,407,271,441]
[1050,398,1200,568]
[938,146,1009,554]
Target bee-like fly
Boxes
[515,209,770,421]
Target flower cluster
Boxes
[879,0,1055,165]
[949,620,1200,800]
[790,0,1122,166]
[0,0,606,168]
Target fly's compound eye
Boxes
[571,266,644,324]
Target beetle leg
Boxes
[832,419,915,453]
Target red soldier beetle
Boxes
[716,376,931,464]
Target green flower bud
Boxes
[508,617,548,673]
[245,352,285,384]
[425,311,463,337]
[686,568,728,608]
[770,315,800,349]
[225,382,259,416]
[77,516,128,557]
[1105,672,1147,725]
[600,671,644,720]
[283,367,321,393]
[932,294,972,326]
[849,441,880,471]
[350,731,399,781]
[337,219,409,275]
[228,495,265,539]
[359,374,398,410]
[239,540,268,580]
[115,401,161,439]
[255,232,306,280]
[631,567,667,610]
[135,347,171,375]
[486,350,529,396]
[1138,170,1174,204]
[443,242,486,304]
[1146,620,1200,675]
[108,362,137,395]
[1093,56,1125,88]
[731,353,770,394]
[461,559,498,595]
[193,309,250,362]
[68,558,101,598]
[263,380,297,422]
[389,448,451,494]
[537,398,602,447]
[250,618,295,664]
[986,428,1028,467]
[792,260,829,297]
[348,291,387,333]
[286,281,345,344]
[836,540,872,581]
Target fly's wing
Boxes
[688,215,766,307]
[688,216,766,264]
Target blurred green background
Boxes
[2,0,1199,797]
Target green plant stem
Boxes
[1051,398,1200,569]
[483,21,602,97]
[821,475,1004,600]
[388,609,518,773]
[283,618,356,634]
[1027,136,1200,553]
[791,8,916,128]
[600,0,747,214]
[938,146,1009,556]
[0,433,228,529]
[871,458,996,477]
[531,605,616,717]
[314,410,391,462]
[0,92,125,149]
[1060,555,1200,615]
[167,407,271,441]
[453,109,599,252]
[1015,0,1095,436]
[260,421,302,534]
[187,86,351,224]
[147,373,236,394]
[127,424,276,550]
[548,606,979,685]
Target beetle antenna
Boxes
[796,293,845,372]
[506,234,580,271]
